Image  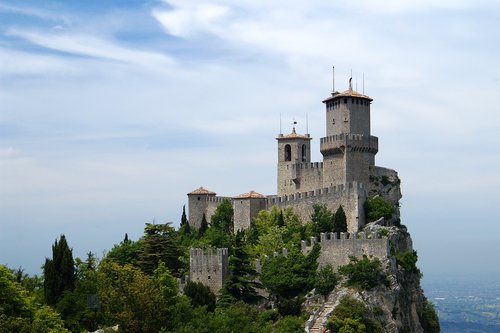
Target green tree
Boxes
[338,256,388,291]
[210,199,234,233]
[260,244,319,315]
[104,238,142,266]
[180,205,191,235]
[138,222,184,276]
[43,235,75,306]
[0,264,69,333]
[311,204,335,236]
[183,281,216,312]
[97,261,167,332]
[419,299,440,333]
[395,250,420,275]
[275,316,305,333]
[199,213,208,237]
[315,264,338,297]
[218,231,262,306]
[333,205,348,234]
[364,196,394,222]
[327,296,383,333]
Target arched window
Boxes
[301,144,307,162]
[284,144,291,161]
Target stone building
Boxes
[187,78,400,234]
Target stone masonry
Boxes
[187,78,398,233]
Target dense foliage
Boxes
[327,296,384,333]
[364,196,394,222]
[419,299,440,333]
[0,200,429,332]
[338,256,388,291]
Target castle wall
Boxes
[233,198,267,231]
[278,162,323,196]
[268,181,366,233]
[302,231,389,271]
[189,248,229,294]
[188,195,231,229]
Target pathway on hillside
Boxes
[308,302,335,333]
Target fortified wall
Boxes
[189,248,229,294]
[301,231,389,270]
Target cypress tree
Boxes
[199,213,208,237]
[180,205,190,234]
[333,205,348,234]
[277,210,285,227]
[43,234,75,305]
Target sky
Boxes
[0,0,499,282]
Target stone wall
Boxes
[301,231,389,271]
[267,181,366,233]
[233,198,267,231]
[189,248,229,294]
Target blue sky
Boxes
[1,0,499,281]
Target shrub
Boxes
[314,264,338,297]
[338,256,388,291]
[395,250,420,275]
[327,296,384,333]
[419,299,440,333]
[364,197,393,222]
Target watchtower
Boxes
[187,187,216,229]
[320,80,378,186]
[276,127,312,196]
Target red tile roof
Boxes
[188,187,216,195]
[234,190,266,199]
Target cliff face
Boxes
[306,169,439,333]
[306,225,437,333]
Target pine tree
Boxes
[218,231,262,306]
[180,205,190,234]
[43,234,75,305]
[138,222,183,276]
[277,210,285,227]
[199,213,208,237]
[333,205,348,234]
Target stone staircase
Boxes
[307,302,335,333]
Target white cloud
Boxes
[152,1,229,37]
[6,28,175,69]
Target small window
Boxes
[208,275,211,280]
[332,119,335,124]
[344,98,347,104]
[356,99,359,104]
[284,144,292,161]
[301,144,307,162]
[197,196,200,201]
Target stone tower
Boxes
[187,187,216,229]
[320,80,379,187]
[276,127,312,196]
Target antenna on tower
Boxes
[279,113,282,134]
[332,66,335,93]
[363,72,365,95]
[349,69,353,90]
[356,75,358,92]
[306,113,309,134]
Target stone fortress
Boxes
[188,77,402,293]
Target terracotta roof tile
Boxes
[322,88,372,103]
[234,190,266,199]
[188,187,216,195]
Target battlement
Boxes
[287,162,324,171]
[189,248,229,293]
[302,231,389,270]
[320,134,378,155]
[268,181,363,205]
[206,196,232,203]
